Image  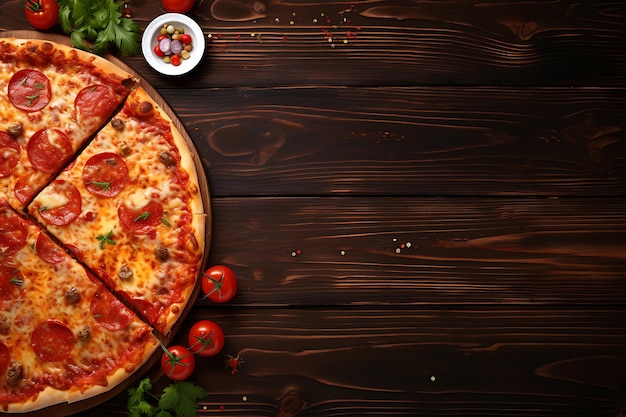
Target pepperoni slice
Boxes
[31,320,76,362]
[82,153,128,197]
[118,201,164,235]
[131,298,160,325]
[0,264,24,302]
[0,207,27,256]
[65,243,85,263]
[0,132,20,178]
[119,292,160,326]
[0,341,9,373]
[14,174,36,205]
[91,267,115,290]
[27,129,73,174]
[37,180,82,226]
[75,85,118,123]
[8,69,52,112]
[35,232,66,264]
[90,287,134,331]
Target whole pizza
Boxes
[0,37,206,412]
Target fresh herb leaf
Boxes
[26,0,41,12]
[128,377,152,403]
[127,378,207,417]
[96,230,116,249]
[157,386,180,411]
[25,93,40,107]
[161,218,172,227]
[9,276,23,286]
[159,381,207,417]
[59,0,141,56]
[135,212,151,222]
[89,181,111,191]
[127,378,158,417]
[68,30,87,52]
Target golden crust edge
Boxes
[2,335,159,413]
[67,334,160,404]
[130,87,206,335]
[1,37,134,83]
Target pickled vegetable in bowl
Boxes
[141,13,205,76]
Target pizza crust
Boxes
[66,336,160,404]
[4,38,135,84]
[3,336,156,414]
[130,87,206,246]
[1,325,159,414]
[130,87,207,335]
[3,385,69,413]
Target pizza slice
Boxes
[28,87,206,334]
[0,198,159,413]
[0,38,134,210]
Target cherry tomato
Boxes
[170,54,181,66]
[153,44,165,57]
[160,345,195,381]
[202,265,238,303]
[25,0,59,30]
[162,0,195,13]
[180,34,192,44]
[188,320,225,357]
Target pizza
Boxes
[28,87,205,335]
[0,38,206,413]
[0,37,133,210]
[0,199,159,413]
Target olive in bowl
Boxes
[141,13,205,76]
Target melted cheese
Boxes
[28,88,203,334]
[0,207,158,411]
[0,40,129,211]
[37,191,69,211]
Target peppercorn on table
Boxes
[2,0,626,416]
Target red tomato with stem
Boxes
[25,0,58,30]
[201,265,238,303]
[188,320,225,357]
[162,0,195,13]
[160,345,195,381]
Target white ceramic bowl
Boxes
[141,13,205,76]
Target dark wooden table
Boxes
[3,0,626,416]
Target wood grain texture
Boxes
[1,1,625,416]
[82,307,626,417]
[2,0,625,88]
[202,196,626,306]
[163,87,626,197]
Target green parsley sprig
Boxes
[89,181,111,191]
[58,0,141,56]
[96,230,116,249]
[127,377,207,417]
